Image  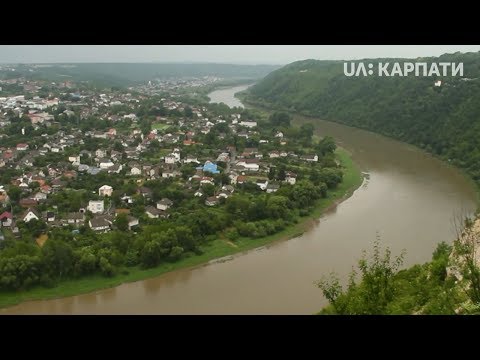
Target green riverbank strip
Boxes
[0,148,362,310]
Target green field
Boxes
[0,148,362,310]
[152,123,171,131]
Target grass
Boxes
[152,123,171,131]
[0,148,362,310]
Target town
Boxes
[0,71,343,290]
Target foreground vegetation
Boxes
[317,216,480,314]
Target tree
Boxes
[268,167,276,180]
[114,213,129,232]
[269,112,291,128]
[42,239,75,279]
[113,141,124,152]
[184,106,193,118]
[140,240,162,268]
[317,136,336,155]
[317,239,405,314]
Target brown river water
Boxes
[1,84,477,314]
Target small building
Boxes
[165,154,177,164]
[65,212,85,226]
[145,206,169,219]
[137,187,153,198]
[99,159,114,170]
[205,196,219,206]
[0,211,13,227]
[98,185,113,197]
[16,143,29,151]
[203,161,220,174]
[301,154,319,162]
[266,184,280,193]
[184,156,200,164]
[156,198,173,211]
[89,216,112,232]
[88,200,104,214]
[22,208,40,223]
[19,198,38,208]
[127,216,139,230]
[46,211,55,222]
[256,179,269,191]
[285,172,297,185]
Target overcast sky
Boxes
[1,45,479,64]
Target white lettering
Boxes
[439,62,450,76]
[452,63,464,76]
[390,63,403,76]
[378,62,390,76]
[415,63,427,76]
[404,63,414,76]
[356,63,368,76]
[428,63,441,77]
[344,63,355,77]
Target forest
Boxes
[244,51,480,185]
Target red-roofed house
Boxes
[0,212,13,227]
[16,143,29,151]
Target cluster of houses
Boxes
[0,76,322,241]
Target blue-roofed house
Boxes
[203,161,220,174]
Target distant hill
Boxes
[7,63,280,86]
[245,52,480,185]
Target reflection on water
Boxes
[1,86,478,314]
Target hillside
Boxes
[244,52,480,184]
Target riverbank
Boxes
[241,96,480,209]
[0,148,362,311]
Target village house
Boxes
[22,208,40,223]
[129,164,142,176]
[285,172,297,185]
[89,216,112,232]
[184,155,199,164]
[239,120,257,128]
[162,169,180,178]
[205,196,219,206]
[32,191,47,201]
[137,186,153,198]
[165,154,177,164]
[88,200,104,214]
[98,185,113,197]
[145,206,169,219]
[236,159,260,171]
[95,149,107,159]
[124,216,139,230]
[203,161,220,174]
[256,179,269,191]
[301,154,319,162]
[99,158,114,170]
[65,212,85,226]
[0,211,13,227]
[266,184,280,193]
[156,198,173,211]
[16,143,29,151]
[19,198,38,208]
[218,190,231,199]
[108,164,123,174]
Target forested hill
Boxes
[244,52,480,184]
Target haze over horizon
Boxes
[1,45,480,65]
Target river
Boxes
[1,84,477,314]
